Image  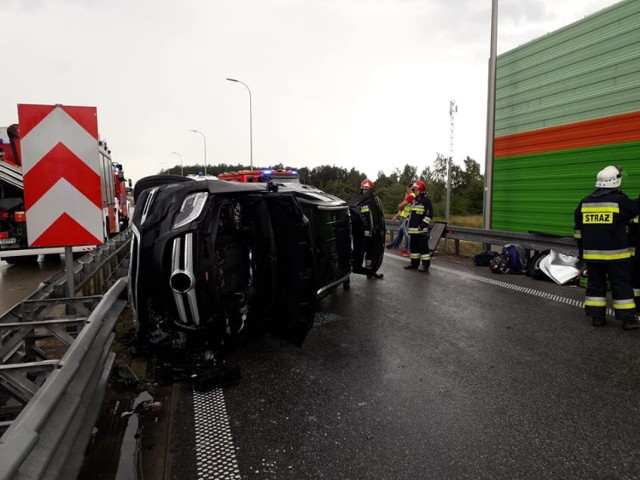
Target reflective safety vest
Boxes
[407,194,433,234]
[400,192,415,218]
[574,189,638,261]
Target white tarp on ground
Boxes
[539,249,580,285]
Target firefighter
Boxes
[404,180,433,272]
[631,195,640,313]
[387,183,415,256]
[355,179,385,279]
[574,165,639,329]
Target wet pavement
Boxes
[157,252,640,480]
[0,256,65,314]
[27,251,639,479]
[77,310,176,480]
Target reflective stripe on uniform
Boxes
[360,206,370,213]
[634,288,640,298]
[422,217,432,225]
[407,227,428,234]
[585,296,607,307]
[364,231,371,237]
[581,202,620,213]
[420,254,431,261]
[612,298,636,310]
[583,248,633,261]
[411,253,420,259]
[581,203,619,224]
[574,229,581,239]
[411,205,425,213]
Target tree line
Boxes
[160,154,484,217]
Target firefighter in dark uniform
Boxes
[630,195,640,313]
[574,165,639,329]
[354,179,385,279]
[403,180,433,272]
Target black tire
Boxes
[3,255,38,265]
[133,174,193,203]
[527,249,551,279]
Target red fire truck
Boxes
[218,169,300,183]
[0,123,130,263]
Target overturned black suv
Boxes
[129,176,384,376]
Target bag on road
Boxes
[502,244,526,273]
[474,250,498,266]
[489,244,527,274]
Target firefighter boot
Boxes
[417,265,428,273]
[623,318,640,330]
[591,317,607,327]
[404,264,417,270]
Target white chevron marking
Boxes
[26,178,103,243]
[20,107,98,175]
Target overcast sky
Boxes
[2,0,621,184]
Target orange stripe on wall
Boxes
[494,111,640,158]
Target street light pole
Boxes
[189,130,207,176]
[171,151,184,176]
[226,77,253,169]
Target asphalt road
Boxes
[0,256,64,314]
[166,252,640,480]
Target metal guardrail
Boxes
[0,230,132,479]
[385,220,578,256]
[42,230,132,299]
[0,278,128,480]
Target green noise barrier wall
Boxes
[493,0,640,236]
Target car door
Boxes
[349,194,386,276]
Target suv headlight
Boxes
[172,192,208,229]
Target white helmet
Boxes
[595,165,622,188]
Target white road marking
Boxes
[192,387,241,480]
[385,252,613,315]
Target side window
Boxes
[99,153,114,206]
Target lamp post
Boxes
[171,151,184,176]
[226,77,253,169]
[190,130,207,176]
